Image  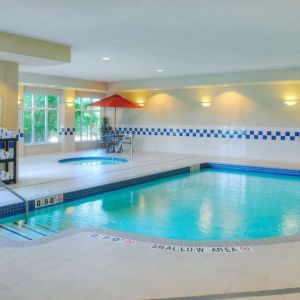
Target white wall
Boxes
[24,143,62,156]
[16,79,300,162]
[75,141,98,151]
[117,82,300,162]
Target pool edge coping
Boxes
[1,226,300,248]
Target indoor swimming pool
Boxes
[1,166,300,241]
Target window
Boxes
[75,97,102,141]
[23,93,59,144]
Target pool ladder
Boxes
[0,181,29,222]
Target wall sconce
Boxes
[199,98,211,107]
[200,102,211,107]
[17,99,23,105]
[283,97,297,106]
[136,99,145,107]
[66,101,74,107]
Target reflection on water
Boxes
[281,213,300,236]
[59,157,127,166]
[198,199,212,234]
[73,160,123,166]
[12,169,300,240]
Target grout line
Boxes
[148,287,300,299]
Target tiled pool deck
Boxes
[1,150,300,299]
[1,150,207,205]
[1,229,300,299]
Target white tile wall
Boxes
[119,125,300,162]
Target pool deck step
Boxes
[0,222,55,241]
[0,225,31,241]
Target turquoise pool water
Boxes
[4,169,300,240]
[58,157,128,166]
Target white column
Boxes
[17,85,24,156]
[0,60,18,129]
[0,60,19,181]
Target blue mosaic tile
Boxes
[62,167,190,203]
[59,127,76,136]
[202,163,300,177]
[115,126,300,142]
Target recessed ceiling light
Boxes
[101,57,111,61]
[156,69,164,73]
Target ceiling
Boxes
[1,0,300,82]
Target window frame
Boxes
[75,97,102,142]
[23,93,59,144]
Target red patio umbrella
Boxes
[89,94,140,129]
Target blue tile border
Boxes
[202,163,300,176]
[1,163,300,220]
[17,126,300,142]
[116,126,300,142]
[59,127,76,136]
[63,167,190,202]
[0,202,25,219]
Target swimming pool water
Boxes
[4,168,300,240]
[58,157,128,166]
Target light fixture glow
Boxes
[200,102,211,107]
[199,97,211,107]
[284,100,297,106]
[223,84,229,87]
[66,207,75,215]
[136,99,145,107]
[156,69,164,73]
[101,57,111,61]
[283,96,297,106]
[66,101,74,107]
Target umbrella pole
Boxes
[114,106,117,131]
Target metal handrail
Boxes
[0,181,29,222]
[112,134,133,161]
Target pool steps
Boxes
[0,222,55,241]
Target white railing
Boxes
[112,134,133,161]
